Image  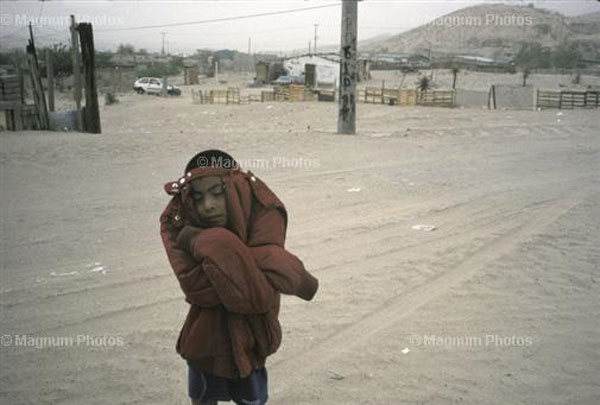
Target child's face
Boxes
[189,176,228,228]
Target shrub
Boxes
[104,92,119,105]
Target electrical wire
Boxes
[95,3,340,32]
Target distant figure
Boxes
[159,149,319,405]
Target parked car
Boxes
[133,77,181,96]
[272,75,304,85]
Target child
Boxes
[159,149,319,404]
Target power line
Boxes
[95,3,341,32]
[166,24,312,37]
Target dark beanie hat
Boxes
[184,149,239,173]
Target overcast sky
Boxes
[1,0,598,54]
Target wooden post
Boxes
[337,0,358,135]
[162,75,168,97]
[26,24,49,130]
[558,91,563,109]
[13,51,24,130]
[78,22,101,133]
[333,78,337,101]
[46,48,55,112]
[70,15,83,131]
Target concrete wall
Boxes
[455,85,535,110]
[284,55,339,85]
[494,85,534,110]
[455,88,489,108]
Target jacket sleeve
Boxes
[159,209,222,309]
[248,208,319,301]
[250,245,319,301]
[187,227,278,315]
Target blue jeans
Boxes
[188,364,268,404]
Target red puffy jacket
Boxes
[159,166,319,378]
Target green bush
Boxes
[40,43,73,78]
[104,92,119,105]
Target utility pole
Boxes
[70,15,83,131]
[428,42,433,80]
[314,23,319,54]
[160,32,167,55]
[78,22,101,133]
[248,37,252,71]
[337,0,358,135]
[309,40,312,55]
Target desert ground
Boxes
[1,78,599,404]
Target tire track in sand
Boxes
[269,193,590,394]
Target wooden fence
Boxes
[417,90,454,107]
[191,88,240,105]
[536,90,600,109]
[261,91,275,102]
[273,84,317,102]
[0,75,24,130]
[358,87,454,107]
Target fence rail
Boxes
[358,88,454,107]
[191,88,240,105]
[274,85,317,102]
[536,90,600,109]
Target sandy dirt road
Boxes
[1,94,599,404]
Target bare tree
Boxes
[522,68,530,87]
[418,76,431,92]
[451,66,460,89]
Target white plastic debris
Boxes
[90,266,106,275]
[266,105,273,109]
[347,187,361,192]
[411,224,437,232]
[402,347,410,354]
[556,112,563,116]
[50,271,79,277]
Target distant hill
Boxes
[360,4,600,61]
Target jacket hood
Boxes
[163,166,285,243]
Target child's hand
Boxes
[175,225,207,253]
